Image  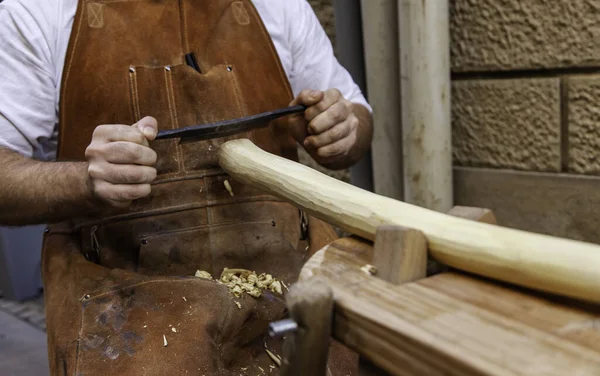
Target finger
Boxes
[132,116,158,141]
[100,142,158,166]
[306,101,350,136]
[304,121,351,149]
[304,89,342,122]
[290,89,324,108]
[94,180,152,202]
[89,163,157,184]
[315,134,355,160]
[287,113,309,144]
[93,124,149,146]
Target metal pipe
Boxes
[398,0,453,212]
[360,0,403,200]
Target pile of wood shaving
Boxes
[194,268,286,298]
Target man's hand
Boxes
[85,116,158,208]
[289,89,373,170]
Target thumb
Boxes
[133,116,158,141]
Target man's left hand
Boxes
[289,89,361,169]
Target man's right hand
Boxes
[85,116,158,208]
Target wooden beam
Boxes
[453,167,600,244]
[218,140,600,304]
[300,237,600,376]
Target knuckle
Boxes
[148,149,158,165]
[308,122,320,135]
[146,167,157,182]
[331,126,344,141]
[316,101,329,113]
[127,184,151,200]
[84,144,99,159]
[92,125,107,139]
[122,143,142,161]
[87,163,103,179]
[330,104,345,122]
[130,128,146,144]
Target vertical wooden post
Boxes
[281,279,334,376]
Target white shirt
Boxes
[0,0,370,160]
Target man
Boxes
[0,0,373,374]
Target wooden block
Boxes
[281,279,334,376]
[454,166,600,244]
[372,225,427,285]
[446,205,497,225]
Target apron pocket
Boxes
[129,65,183,176]
[138,219,303,282]
[169,63,247,171]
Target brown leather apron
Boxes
[42,0,357,374]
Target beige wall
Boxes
[451,0,600,242]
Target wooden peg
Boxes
[371,225,428,285]
[281,278,334,376]
[447,205,497,225]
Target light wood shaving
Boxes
[195,268,286,299]
[360,264,378,276]
[265,348,281,367]
[224,179,234,196]
[195,270,213,280]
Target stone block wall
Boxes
[451,0,600,242]
[451,0,600,176]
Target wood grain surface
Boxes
[219,140,600,303]
[300,237,600,376]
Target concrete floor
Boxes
[0,295,49,376]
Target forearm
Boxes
[0,148,99,226]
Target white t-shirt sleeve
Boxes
[285,0,372,112]
[0,0,58,160]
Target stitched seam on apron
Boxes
[228,66,247,117]
[128,69,142,121]
[82,278,215,300]
[164,68,185,172]
[140,219,274,239]
[74,301,86,374]
[178,0,189,53]
[227,66,254,142]
[69,195,285,228]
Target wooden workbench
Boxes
[300,236,600,376]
